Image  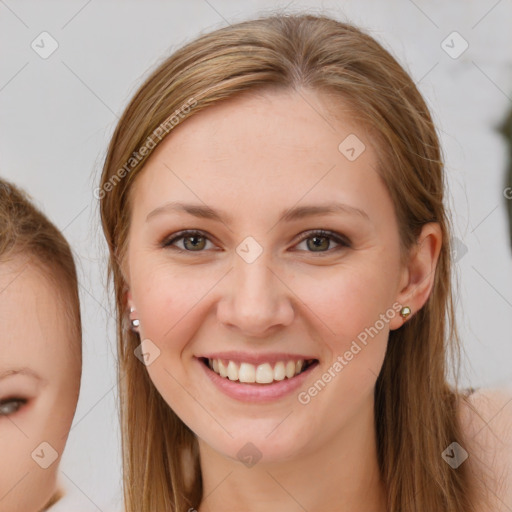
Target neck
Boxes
[197,393,386,512]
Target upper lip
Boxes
[197,351,319,365]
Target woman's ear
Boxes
[126,290,135,311]
[126,290,140,332]
[389,222,443,330]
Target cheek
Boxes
[133,262,220,341]
[289,262,396,341]
[0,416,60,511]
[285,261,396,385]
[133,251,398,349]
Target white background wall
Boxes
[1,1,511,509]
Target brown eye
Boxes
[306,235,330,251]
[295,230,350,254]
[162,229,350,255]
[162,230,213,252]
[182,233,207,251]
[0,398,27,416]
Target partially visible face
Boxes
[0,258,81,512]
[125,88,407,464]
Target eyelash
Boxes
[0,397,27,417]
[162,229,351,255]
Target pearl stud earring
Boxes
[400,306,411,319]
[129,306,140,331]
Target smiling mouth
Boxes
[199,357,319,385]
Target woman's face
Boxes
[125,88,411,464]
[0,259,80,511]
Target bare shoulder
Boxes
[458,386,512,511]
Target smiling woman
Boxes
[99,12,511,512]
[0,178,82,512]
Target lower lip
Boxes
[195,357,319,403]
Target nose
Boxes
[216,250,295,337]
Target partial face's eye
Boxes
[0,398,27,417]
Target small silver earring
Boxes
[129,306,140,331]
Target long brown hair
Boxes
[99,13,483,511]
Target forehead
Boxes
[0,260,71,368]
[131,88,391,224]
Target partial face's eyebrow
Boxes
[0,367,45,383]
[146,201,371,225]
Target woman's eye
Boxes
[163,230,214,252]
[0,398,27,417]
[162,229,350,254]
[294,230,350,253]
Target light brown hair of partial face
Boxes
[0,177,82,359]
[100,12,486,512]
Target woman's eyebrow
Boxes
[146,201,371,225]
[0,367,45,383]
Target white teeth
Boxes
[227,361,238,381]
[274,362,286,381]
[218,360,228,378]
[255,363,274,384]
[207,358,313,383]
[238,362,256,383]
[285,360,296,378]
